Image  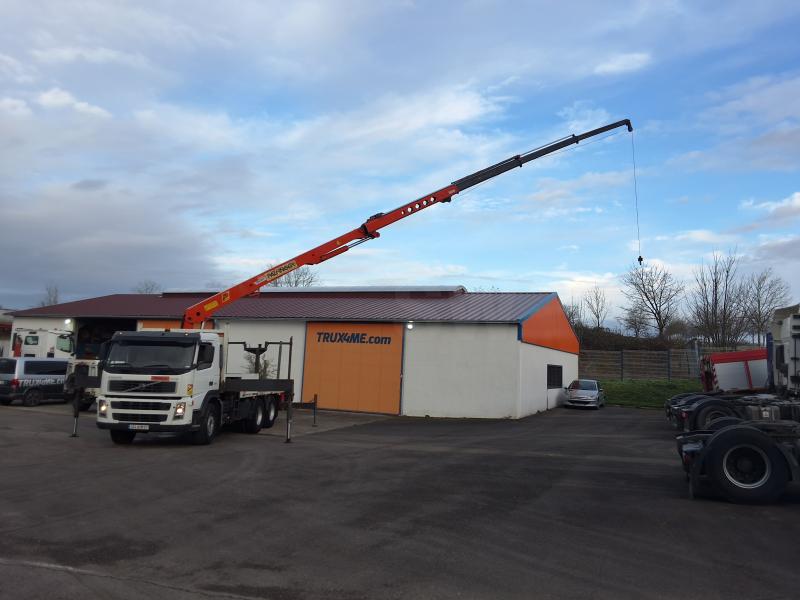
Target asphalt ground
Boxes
[1,404,799,600]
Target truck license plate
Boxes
[128,424,150,431]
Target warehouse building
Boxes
[11,286,578,419]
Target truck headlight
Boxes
[98,399,109,416]
[174,402,186,419]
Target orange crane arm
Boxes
[183,119,633,327]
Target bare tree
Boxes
[685,251,748,348]
[744,268,791,344]
[562,298,585,329]
[133,280,162,294]
[265,265,319,287]
[620,263,684,338]
[583,285,610,329]
[665,317,691,344]
[39,284,60,307]
[619,302,649,338]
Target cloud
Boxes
[594,52,651,75]
[0,53,35,83]
[36,87,111,117]
[557,101,613,133]
[0,97,31,117]
[672,229,739,244]
[2,1,800,308]
[672,73,800,172]
[31,45,150,69]
[741,191,800,221]
[0,184,224,308]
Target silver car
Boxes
[564,379,605,409]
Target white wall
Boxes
[217,320,307,401]
[517,343,578,417]
[401,323,520,418]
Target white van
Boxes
[12,328,74,359]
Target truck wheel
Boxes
[693,402,735,430]
[192,403,220,445]
[110,430,136,445]
[23,389,44,407]
[262,397,278,429]
[0,397,12,406]
[706,428,789,504]
[244,398,265,434]
[707,416,743,431]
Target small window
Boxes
[56,335,73,353]
[197,343,215,370]
[24,361,68,375]
[547,364,563,389]
[0,358,16,375]
[24,335,39,346]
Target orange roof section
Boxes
[519,295,579,355]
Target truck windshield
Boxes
[105,341,197,375]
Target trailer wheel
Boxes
[244,398,265,434]
[706,428,789,504]
[110,430,136,445]
[262,397,278,429]
[192,402,220,445]
[693,402,735,430]
[23,389,44,407]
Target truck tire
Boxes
[262,397,278,429]
[23,389,44,407]
[706,427,789,504]
[692,402,735,430]
[243,398,265,434]
[0,397,12,406]
[192,402,220,445]
[110,430,136,445]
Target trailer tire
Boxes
[23,389,44,407]
[706,427,789,504]
[110,430,136,445]
[244,398,265,434]
[707,416,743,431]
[192,402,220,445]
[693,402,735,430]
[262,397,278,429]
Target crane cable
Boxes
[630,129,643,266]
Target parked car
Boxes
[564,379,605,409]
[0,357,70,406]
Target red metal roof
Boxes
[11,288,555,324]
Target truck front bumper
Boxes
[97,421,200,433]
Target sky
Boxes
[1,1,799,324]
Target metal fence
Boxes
[579,349,700,381]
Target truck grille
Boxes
[111,401,171,411]
[108,380,177,394]
[112,412,168,423]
